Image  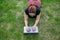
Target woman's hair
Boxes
[28,4,36,13]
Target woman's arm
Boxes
[33,13,41,26]
[24,12,28,27]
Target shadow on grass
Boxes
[23,34,39,40]
[28,18,36,26]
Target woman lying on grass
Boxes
[24,0,41,32]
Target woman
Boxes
[24,0,41,32]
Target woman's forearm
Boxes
[25,20,28,27]
[24,12,28,27]
[34,18,40,26]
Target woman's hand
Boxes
[32,25,36,31]
[26,26,30,32]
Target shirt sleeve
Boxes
[36,7,40,15]
[25,8,29,15]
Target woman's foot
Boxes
[26,27,30,32]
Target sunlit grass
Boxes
[0,0,60,40]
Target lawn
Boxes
[0,0,60,40]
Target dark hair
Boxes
[28,4,36,13]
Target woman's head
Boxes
[28,4,36,13]
[28,4,36,16]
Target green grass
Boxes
[0,0,60,40]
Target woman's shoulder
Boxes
[25,8,29,15]
[36,6,41,15]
